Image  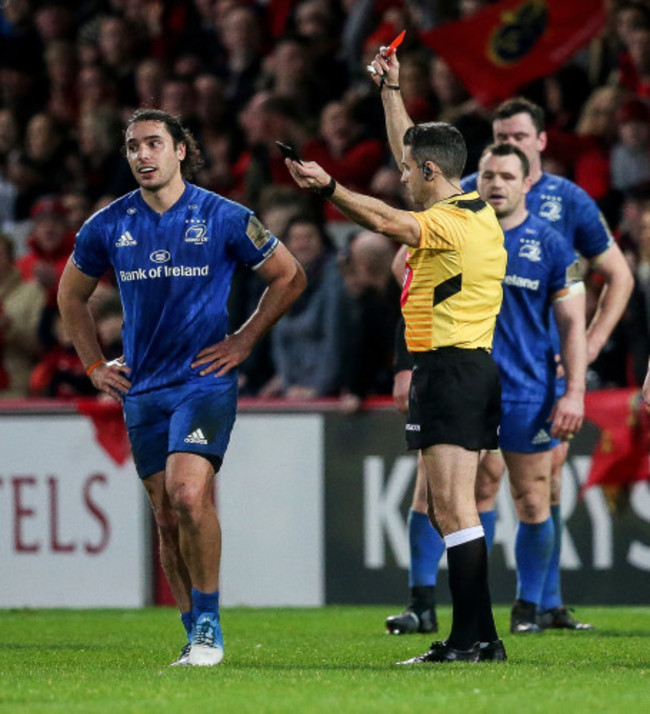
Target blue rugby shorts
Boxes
[499,397,560,454]
[123,378,238,479]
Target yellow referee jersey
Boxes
[402,191,506,352]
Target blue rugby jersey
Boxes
[492,214,578,402]
[461,172,614,259]
[72,182,278,395]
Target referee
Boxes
[286,117,507,662]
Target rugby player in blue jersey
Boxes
[462,97,632,630]
[57,109,306,666]
[476,143,587,632]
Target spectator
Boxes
[260,216,346,399]
[97,15,142,106]
[259,34,325,128]
[77,64,119,117]
[0,232,46,398]
[237,92,309,209]
[214,4,265,111]
[72,109,136,203]
[574,85,629,202]
[302,99,385,221]
[610,98,650,192]
[33,2,75,44]
[93,288,124,363]
[7,112,74,219]
[43,40,79,126]
[29,307,95,399]
[17,196,74,307]
[194,72,232,136]
[369,166,411,210]
[292,0,349,103]
[134,57,169,110]
[160,75,200,135]
[61,191,92,233]
[618,23,650,97]
[257,185,314,238]
[617,183,650,265]
[399,52,436,123]
[338,230,400,408]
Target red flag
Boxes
[582,389,650,492]
[421,0,606,107]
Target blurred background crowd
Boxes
[1,0,649,405]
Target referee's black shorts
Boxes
[406,347,501,452]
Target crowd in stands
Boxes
[1,0,650,404]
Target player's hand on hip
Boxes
[90,359,131,402]
[192,333,253,377]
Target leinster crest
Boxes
[185,219,209,244]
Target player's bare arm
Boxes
[285,159,421,246]
[587,242,634,364]
[192,242,306,377]
[549,287,587,440]
[57,259,132,401]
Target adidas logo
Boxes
[116,231,137,247]
[184,428,208,444]
[531,428,551,445]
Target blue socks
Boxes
[180,610,193,639]
[515,517,555,605]
[191,587,220,623]
[408,509,445,587]
[479,510,497,553]
[540,504,563,611]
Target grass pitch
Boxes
[0,606,648,714]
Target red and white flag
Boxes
[421,0,606,106]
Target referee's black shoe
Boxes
[396,640,480,665]
[385,607,438,635]
[479,638,507,661]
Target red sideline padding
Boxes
[75,398,131,466]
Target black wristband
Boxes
[382,83,400,91]
[315,176,336,197]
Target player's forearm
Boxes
[586,276,634,361]
[237,263,307,346]
[558,317,587,397]
[553,289,587,397]
[381,89,413,167]
[59,296,104,370]
[588,247,634,361]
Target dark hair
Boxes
[494,97,545,133]
[402,122,467,179]
[617,2,650,28]
[480,142,530,177]
[282,214,334,252]
[124,108,203,178]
